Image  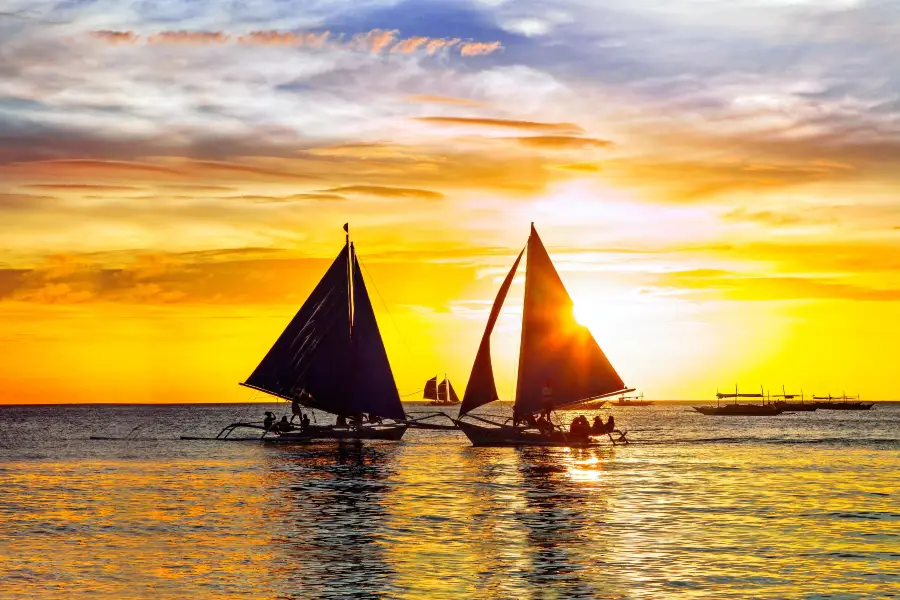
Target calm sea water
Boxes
[1,402,898,599]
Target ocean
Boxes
[1,402,898,599]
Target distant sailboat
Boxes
[613,392,653,407]
[456,224,633,446]
[694,385,782,416]
[424,375,460,406]
[811,393,873,411]
[238,224,408,441]
[772,386,816,412]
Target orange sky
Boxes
[2,0,899,403]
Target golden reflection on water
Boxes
[1,404,899,599]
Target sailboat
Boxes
[613,392,653,407]
[772,386,816,412]
[811,393,873,411]
[238,224,408,441]
[693,385,782,416]
[424,375,461,406]
[455,224,634,447]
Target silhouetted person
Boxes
[335,414,347,427]
[263,412,276,430]
[277,416,292,432]
[591,416,605,434]
[300,413,311,431]
[606,415,615,432]
[542,379,554,419]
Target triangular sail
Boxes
[515,225,628,414]
[438,378,460,403]
[243,245,352,404]
[423,376,439,400]
[347,251,406,420]
[459,249,524,416]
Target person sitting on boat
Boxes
[291,395,303,423]
[263,412,276,431]
[276,416,293,433]
[541,379,555,419]
[569,415,590,437]
[368,414,382,424]
[536,414,554,434]
[525,413,539,429]
[605,414,615,433]
[349,412,364,428]
[335,414,348,427]
[300,413,311,431]
[591,415,605,434]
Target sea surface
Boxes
[1,401,898,599]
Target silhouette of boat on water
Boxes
[613,392,653,407]
[423,375,460,406]
[772,386,816,412]
[694,386,783,416]
[454,223,633,447]
[811,393,873,411]
[232,224,410,442]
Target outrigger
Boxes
[454,224,633,447]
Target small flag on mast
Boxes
[343,223,349,233]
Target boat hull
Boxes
[456,420,602,447]
[774,402,817,412]
[614,401,654,407]
[269,424,408,442]
[693,405,783,416]
[813,402,874,411]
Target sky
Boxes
[1,0,899,404]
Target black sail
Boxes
[459,249,524,416]
[423,376,439,400]
[243,245,352,404]
[514,225,628,414]
[348,252,406,420]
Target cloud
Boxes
[0,193,56,211]
[87,29,497,56]
[404,94,486,106]
[415,116,584,134]
[511,136,615,150]
[323,185,445,200]
[147,31,231,44]
[89,30,140,44]
[459,41,503,56]
[655,269,900,302]
[553,163,601,172]
[23,184,142,192]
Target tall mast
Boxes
[345,223,353,339]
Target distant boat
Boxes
[811,393,873,411]
[423,375,461,406]
[237,224,408,441]
[694,385,783,416]
[455,224,633,446]
[613,392,654,407]
[772,386,816,412]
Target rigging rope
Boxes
[355,252,416,361]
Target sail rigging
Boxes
[460,224,629,417]
[242,234,405,420]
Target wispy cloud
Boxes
[415,117,584,134]
[87,28,499,56]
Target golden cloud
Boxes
[323,185,445,200]
[511,136,615,149]
[416,117,584,134]
[459,41,503,56]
